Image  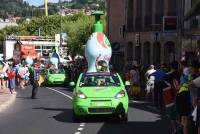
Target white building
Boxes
[3,36,60,60]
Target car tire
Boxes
[46,82,51,87]
[73,111,84,123]
[120,113,128,123]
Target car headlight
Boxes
[115,90,125,99]
[76,90,87,99]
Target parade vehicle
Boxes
[70,72,129,122]
[46,68,66,86]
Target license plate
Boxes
[91,102,112,107]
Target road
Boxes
[0,86,171,134]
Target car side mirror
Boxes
[125,81,131,86]
[70,82,75,87]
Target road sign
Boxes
[163,16,178,32]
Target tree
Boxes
[1,13,106,56]
[62,13,94,56]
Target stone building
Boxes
[107,0,183,71]
[183,0,200,63]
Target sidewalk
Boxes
[0,88,16,112]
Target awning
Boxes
[185,0,200,20]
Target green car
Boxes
[46,69,66,86]
[71,72,129,122]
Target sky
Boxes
[24,0,60,6]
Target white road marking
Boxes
[46,87,73,100]
[46,87,86,134]
[78,128,84,131]
[80,124,85,127]
[74,123,86,134]
[131,100,150,104]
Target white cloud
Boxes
[48,0,71,3]
[47,0,59,3]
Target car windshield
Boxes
[79,73,121,87]
[49,69,65,74]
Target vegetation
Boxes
[0,0,106,55]
[0,0,43,19]
[0,13,106,56]
[0,0,106,19]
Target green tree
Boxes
[62,13,94,56]
[1,13,106,56]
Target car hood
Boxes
[47,74,65,79]
[78,86,123,98]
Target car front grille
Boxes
[88,108,115,113]
[53,81,63,83]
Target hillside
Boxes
[0,0,44,19]
[0,0,105,19]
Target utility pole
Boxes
[44,0,48,16]
[59,0,62,47]
[178,0,184,61]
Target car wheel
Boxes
[73,111,84,123]
[46,82,51,87]
[119,113,128,123]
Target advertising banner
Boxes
[163,16,178,32]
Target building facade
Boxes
[182,0,200,63]
[107,0,183,71]
[3,36,59,60]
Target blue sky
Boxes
[24,0,59,6]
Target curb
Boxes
[0,93,16,112]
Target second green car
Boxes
[46,69,66,86]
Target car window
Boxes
[79,73,121,87]
[49,69,65,74]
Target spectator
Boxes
[30,64,40,99]
[176,60,191,134]
[189,60,200,108]
[0,64,6,89]
[145,65,156,80]
[164,61,181,134]
[189,64,200,134]
[145,65,156,100]
[130,65,140,97]
[7,63,16,94]
[150,65,166,109]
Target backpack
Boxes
[7,69,16,80]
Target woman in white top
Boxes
[0,63,8,89]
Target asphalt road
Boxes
[0,86,171,134]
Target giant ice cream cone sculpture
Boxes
[50,47,59,69]
[85,11,112,72]
[25,51,33,65]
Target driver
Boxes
[97,79,106,86]
[95,54,108,72]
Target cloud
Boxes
[24,0,71,6]
[47,0,59,3]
